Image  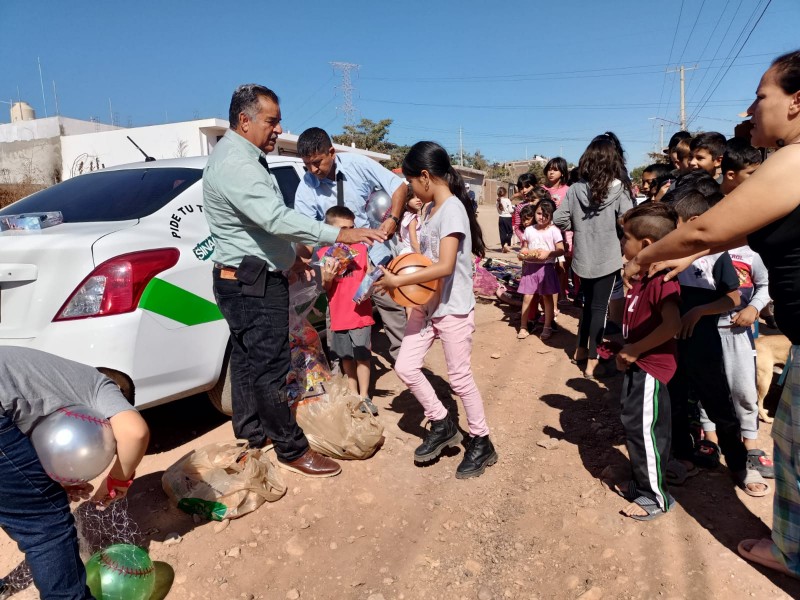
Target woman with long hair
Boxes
[625,49,800,578]
[554,135,633,378]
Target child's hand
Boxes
[517,250,528,261]
[679,308,703,339]
[92,475,133,509]
[372,267,398,294]
[615,344,639,371]
[731,305,758,327]
[62,482,94,503]
[320,258,338,286]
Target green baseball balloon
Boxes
[85,544,156,600]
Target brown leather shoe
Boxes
[277,449,341,478]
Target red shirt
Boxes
[623,274,681,383]
[317,243,374,331]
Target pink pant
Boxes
[395,310,490,437]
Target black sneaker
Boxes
[414,414,462,463]
[456,435,498,479]
[747,449,775,479]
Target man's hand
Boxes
[336,227,387,247]
[622,256,644,290]
[680,308,703,339]
[650,255,695,282]
[288,252,314,283]
[379,218,398,240]
[731,305,759,327]
[62,482,94,503]
[615,344,639,372]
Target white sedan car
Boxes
[0,156,312,414]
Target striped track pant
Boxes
[620,366,672,511]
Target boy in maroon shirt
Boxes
[615,203,683,521]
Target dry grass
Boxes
[0,183,45,209]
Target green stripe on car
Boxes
[139,278,223,326]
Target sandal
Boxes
[625,494,673,522]
[540,326,553,341]
[747,449,775,479]
[738,539,794,577]
[516,329,530,340]
[693,440,721,469]
[735,468,770,498]
[584,362,617,380]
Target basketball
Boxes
[386,253,439,307]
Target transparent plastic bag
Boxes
[294,374,384,460]
[287,280,331,400]
[162,441,286,521]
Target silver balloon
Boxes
[366,188,393,227]
[30,406,117,484]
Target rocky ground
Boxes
[3,207,799,600]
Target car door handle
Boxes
[0,264,38,283]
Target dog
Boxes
[755,332,792,423]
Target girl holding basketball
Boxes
[517,199,564,341]
[374,141,497,479]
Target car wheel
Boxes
[208,342,233,416]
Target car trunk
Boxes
[0,221,137,338]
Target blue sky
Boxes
[1,0,797,168]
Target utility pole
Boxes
[459,126,464,166]
[649,116,680,152]
[666,64,697,131]
[330,62,360,130]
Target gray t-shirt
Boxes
[0,347,134,435]
[419,196,475,319]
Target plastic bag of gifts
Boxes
[287,280,331,402]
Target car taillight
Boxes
[54,248,180,321]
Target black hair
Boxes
[497,186,507,197]
[519,204,537,223]
[568,167,580,185]
[622,202,678,242]
[578,136,628,205]
[297,127,333,157]
[544,157,569,186]
[690,132,727,159]
[673,190,710,220]
[324,205,356,224]
[771,49,800,95]
[517,172,538,188]
[402,141,486,257]
[228,84,279,130]
[642,163,673,179]
[667,131,692,152]
[674,170,720,198]
[721,137,762,174]
[530,186,552,202]
[536,198,557,223]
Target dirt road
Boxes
[3,205,799,600]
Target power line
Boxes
[654,0,685,122]
[688,0,772,125]
[360,97,750,112]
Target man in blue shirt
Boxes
[294,127,408,360]
[204,85,385,478]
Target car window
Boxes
[272,166,300,209]
[0,168,203,222]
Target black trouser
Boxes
[620,366,672,511]
[498,216,513,248]
[213,270,309,462]
[576,271,617,359]
[668,328,747,472]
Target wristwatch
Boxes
[384,215,400,228]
